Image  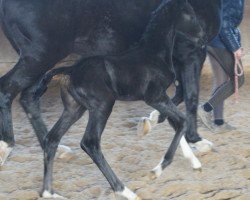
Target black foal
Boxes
[35,0,204,199]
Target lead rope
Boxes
[234,55,244,103]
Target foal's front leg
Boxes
[137,110,201,170]
[146,95,200,179]
[80,102,141,200]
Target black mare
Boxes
[35,1,203,199]
[0,0,222,165]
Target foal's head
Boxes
[175,0,206,47]
[140,0,206,52]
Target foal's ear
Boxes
[179,2,195,21]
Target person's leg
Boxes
[199,46,244,132]
[209,52,228,123]
[198,47,227,130]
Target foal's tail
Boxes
[33,67,72,100]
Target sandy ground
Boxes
[0,64,249,200]
[0,1,250,199]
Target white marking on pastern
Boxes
[116,187,140,200]
[180,136,202,169]
[42,190,65,199]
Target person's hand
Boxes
[234,47,244,60]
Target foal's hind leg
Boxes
[80,102,141,200]
[42,89,86,198]
[20,86,48,148]
[20,84,73,158]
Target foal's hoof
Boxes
[56,145,74,161]
[193,167,202,172]
[0,141,13,166]
[137,117,151,137]
[148,110,160,127]
[42,190,65,199]
[149,166,163,180]
[117,187,141,200]
[189,139,213,153]
[149,170,158,180]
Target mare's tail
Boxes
[33,67,72,100]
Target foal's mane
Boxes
[140,0,188,51]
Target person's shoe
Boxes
[198,105,213,131]
[212,122,236,134]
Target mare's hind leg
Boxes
[80,101,141,200]
[0,9,72,165]
[146,94,200,179]
[0,57,56,165]
[0,52,67,165]
[42,88,86,198]
[20,86,48,148]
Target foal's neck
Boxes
[140,0,180,54]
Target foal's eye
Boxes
[182,13,194,21]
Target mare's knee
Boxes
[185,91,199,113]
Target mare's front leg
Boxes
[81,100,141,200]
[180,48,213,152]
[171,57,185,105]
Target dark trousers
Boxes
[206,46,244,120]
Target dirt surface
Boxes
[0,69,249,200]
[0,1,250,200]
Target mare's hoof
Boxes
[0,141,13,166]
[189,138,213,153]
[137,117,151,137]
[56,145,75,161]
[42,190,65,199]
[135,197,142,200]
